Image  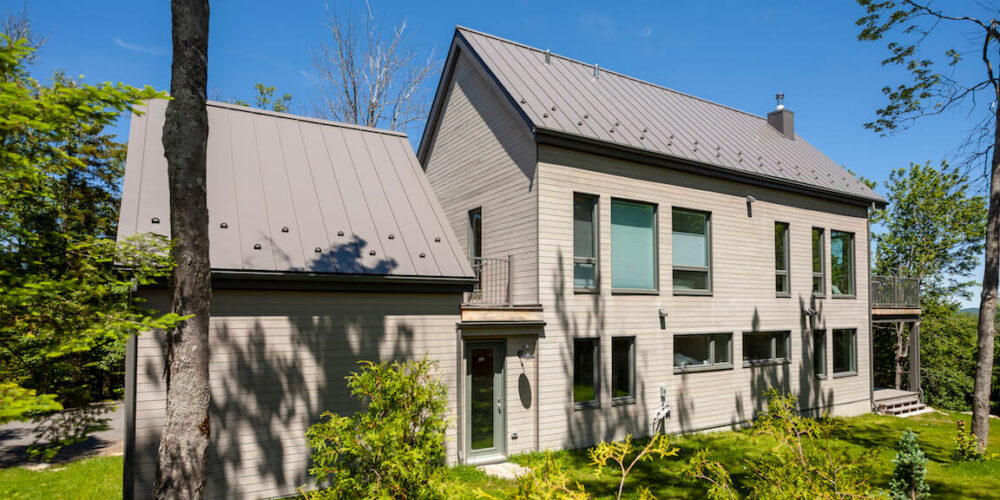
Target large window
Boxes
[574,194,599,291]
[468,208,482,259]
[674,333,732,372]
[833,329,857,376]
[813,329,827,378]
[611,337,635,404]
[743,331,790,366]
[573,338,599,407]
[611,199,657,291]
[831,230,855,296]
[672,208,711,293]
[775,222,790,296]
[812,228,825,297]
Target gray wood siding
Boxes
[130,290,463,500]
[535,145,872,449]
[422,50,539,304]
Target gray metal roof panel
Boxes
[117,99,474,279]
[455,27,884,203]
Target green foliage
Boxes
[682,449,738,500]
[889,429,929,500]
[871,162,985,301]
[476,452,589,500]
[304,358,449,499]
[588,434,678,500]
[227,82,291,112]
[0,34,178,424]
[919,303,978,411]
[954,419,986,462]
[0,382,60,424]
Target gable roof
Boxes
[420,27,884,206]
[117,99,474,281]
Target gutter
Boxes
[135,269,477,293]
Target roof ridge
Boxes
[205,100,409,138]
[455,26,768,123]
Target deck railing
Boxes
[465,256,512,306]
[871,275,921,308]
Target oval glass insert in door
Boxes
[469,346,495,451]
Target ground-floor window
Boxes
[743,331,790,366]
[674,333,732,372]
[611,337,635,404]
[573,338,599,408]
[833,328,857,376]
[813,329,827,378]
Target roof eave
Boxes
[138,269,478,293]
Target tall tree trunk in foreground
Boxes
[155,0,211,497]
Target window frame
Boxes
[671,207,713,296]
[611,336,636,405]
[813,329,827,379]
[832,328,858,377]
[742,331,792,367]
[673,332,733,373]
[775,221,790,297]
[830,230,856,298]
[812,227,826,298]
[572,337,601,409]
[610,197,659,294]
[468,207,482,260]
[573,193,600,293]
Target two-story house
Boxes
[419,27,886,464]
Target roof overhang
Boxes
[139,269,477,294]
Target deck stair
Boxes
[874,389,924,416]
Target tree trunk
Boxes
[972,105,1000,449]
[154,0,211,498]
[895,322,905,390]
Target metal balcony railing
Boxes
[871,275,921,308]
[466,255,512,306]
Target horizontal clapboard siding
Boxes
[130,289,462,500]
[423,49,539,305]
[535,145,872,449]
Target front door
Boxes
[466,341,505,462]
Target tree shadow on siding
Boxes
[797,295,834,414]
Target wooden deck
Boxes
[874,388,925,416]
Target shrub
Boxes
[682,449,737,500]
[953,420,985,462]
[889,429,929,499]
[589,434,678,500]
[303,358,448,499]
[476,452,588,500]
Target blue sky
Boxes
[20,0,990,306]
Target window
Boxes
[743,331,791,366]
[674,333,732,372]
[775,222,789,296]
[831,231,855,296]
[611,337,635,404]
[813,329,827,378]
[573,338,599,407]
[574,194,599,291]
[833,329,857,376]
[468,208,482,259]
[611,199,657,291]
[812,228,825,297]
[672,208,711,293]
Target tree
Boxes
[889,429,929,500]
[857,0,1000,449]
[154,0,212,498]
[310,1,437,130]
[222,82,292,112]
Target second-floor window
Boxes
[831,230,855,296]
[468,208,482,259]
[574,194,598,291]
[611,199,657,291]
[672,208,711,293]
[775,222,790,296]
[812,228,825,296]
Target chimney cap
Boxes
[775,92,785,111]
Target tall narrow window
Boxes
[611,199,657,291]
[831,231,855,296]
[813,329,827,378]
[812,228,825,297]
[743,331,791,366]
[775,222,790,296]
[574,194,599,291]
[468,208,482,259]
[833,328,857,375]
[672,208,711,292]
[611,337,635,404]
[573,338,599,408]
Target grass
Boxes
[0,455,122,500]
[443,410,1000,499]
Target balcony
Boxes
[465,256,513,306]
[871,275,920,308]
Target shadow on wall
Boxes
[135,236,457,498]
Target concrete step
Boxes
[877,399,925,416]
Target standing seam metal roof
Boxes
[117,99,473,279]
[452,27,884,204]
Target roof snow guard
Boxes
[117,99,474,281]
[434,27,884,206]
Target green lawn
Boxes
[444,410,1000,499]
[0,455,122,500]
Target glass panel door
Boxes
[466,341,504,460]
